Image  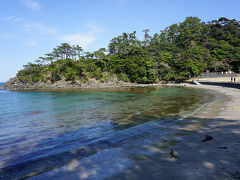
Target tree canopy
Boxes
[17,17,240,84]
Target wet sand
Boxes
[26,83,240,180]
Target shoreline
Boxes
[3,79,239,91]
[3,81,177,91]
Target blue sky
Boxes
[1,0,240,82]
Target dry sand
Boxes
[29,82,240,180]
[162,83,240,180]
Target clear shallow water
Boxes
[0,87,212,169]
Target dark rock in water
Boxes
[169,148,178,159]
[217,146,228,149]
[202,135,213,142]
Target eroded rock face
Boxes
[3,77,22,90]
[2,77,140,90]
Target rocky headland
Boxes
[3,77,167,90]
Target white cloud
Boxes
[60,24,102,48]
[4,16,56,35]
[24,22,57,35]
[4,16,23,22]
[22,0,41,10]
[61,33,96,48]
[0,33,18,40]
[3,16,102,48]
[2,16,56,45]
[23,39,37,46]
[85,23,103,33]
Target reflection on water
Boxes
[0,87,213,169]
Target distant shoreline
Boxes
[3,75,240,91]
[2,77,182,91]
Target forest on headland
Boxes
[16,17,240,84]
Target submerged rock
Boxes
[169,148,179,159]
[202,135,213,142]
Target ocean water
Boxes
[0,87,212,171]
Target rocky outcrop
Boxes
[3,77,160,90]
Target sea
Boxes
[0,86,215,178]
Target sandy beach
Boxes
[23,82,239,180]
[155,83,240,180]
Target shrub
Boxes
[117,73,129,82]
